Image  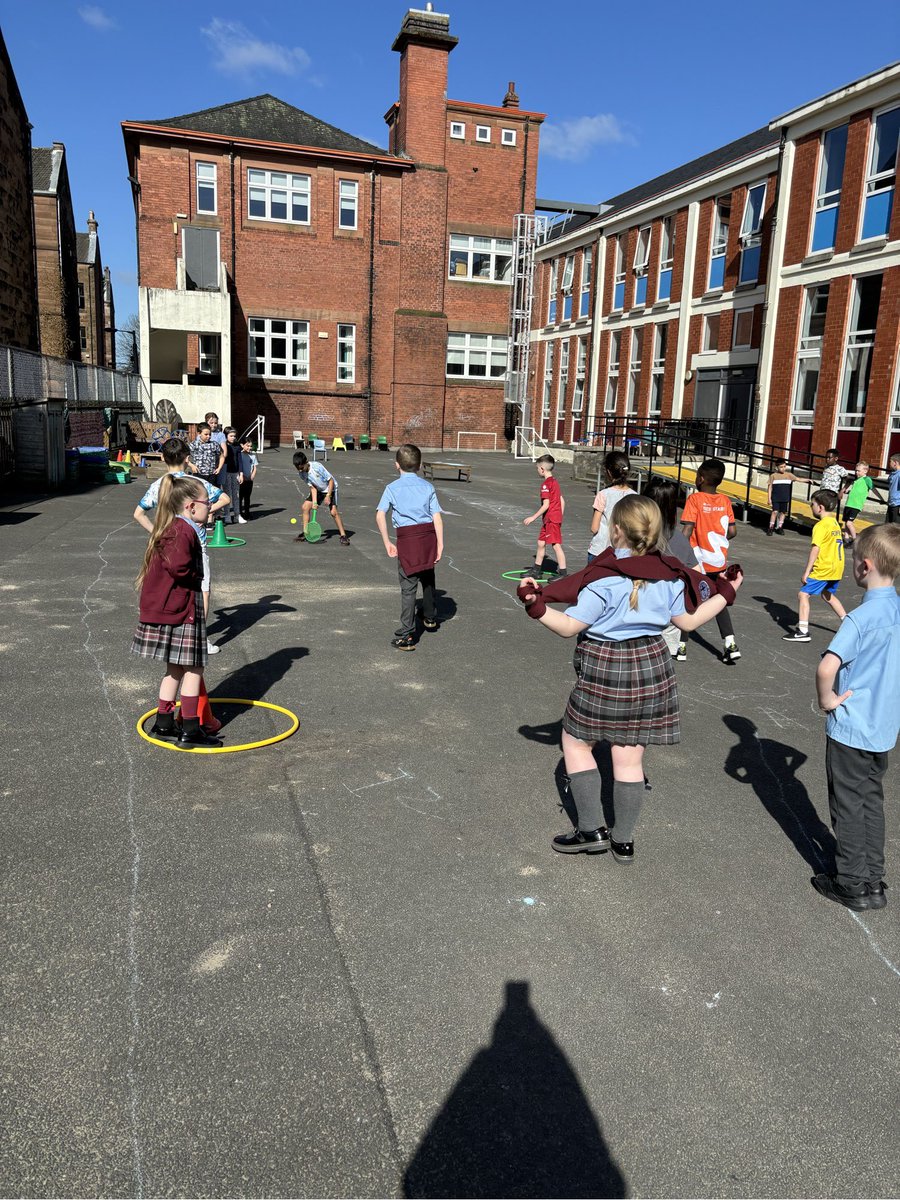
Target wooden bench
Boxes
[423,461,472,482]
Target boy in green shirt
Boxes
[842,461,884,544]
[782,489,847,642]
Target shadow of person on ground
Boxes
[244,506,285,520]
[403,980,627,1199]
[209,646,309,728]
[722,713,834,873]
[207,593,296,647]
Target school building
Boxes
[534,60,900,467]
[122,6,543,449]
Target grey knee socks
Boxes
[611,780,645,844]
[568,768,604,832]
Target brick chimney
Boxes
[502,81,519,109]
[87,209,98,234]
[391,5,458,165]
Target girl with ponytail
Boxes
[587,450,635,561]
[518,493,742,864]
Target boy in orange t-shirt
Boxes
[679,458,739,664]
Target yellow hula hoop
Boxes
[136,698,299,754]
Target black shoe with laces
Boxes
[811,873,870,911]
[610,837,635,864]
[391,633,416,651]
[867,880,888,910]
[149,714,178,738]
[552,826,610,854]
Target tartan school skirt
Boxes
[563,634,680,746]
[130,593,207,668]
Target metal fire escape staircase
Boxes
[505,213,548,458]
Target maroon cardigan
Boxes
[138,519,203,625]
[517,547,735,618]
[396,522,438,574]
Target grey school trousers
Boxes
[398,565,436,635]
[825,736,888,887]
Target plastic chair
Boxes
[377,436,389,451]
[292,430,304,449]
[359,435,371,450]
[343,435,355,450]
[312,438,328,462]
[332,437,347,452]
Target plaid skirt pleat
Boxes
[563,634,680,746]
[131,593,207,668]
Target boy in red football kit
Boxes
[524,454,568,577]
[680,458,739,663]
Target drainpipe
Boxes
[754,127,788,450]
[367,167,376,436]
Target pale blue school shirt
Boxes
[565,549,687,641]
[377,472,442,527]
[825,585,900,753]
[888,469,900,507]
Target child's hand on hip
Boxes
[819,689,852,713]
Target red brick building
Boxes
[0,28,39,353]
[32,143,81,361]
[122,7,543,448]
[533,61,900,467]
[76,211,116,368]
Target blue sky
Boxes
[4,1,899,328]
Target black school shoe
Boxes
[423,618,439,632]
[811,873,870,911]
[867,881,888,910]
[391,633,415,651]
[149,715,178,739]
[552,826,610,854]
[610,837,635,864]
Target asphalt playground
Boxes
[1,449,898,1199]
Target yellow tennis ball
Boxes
[290,517,297,524]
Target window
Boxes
[812,125,848,252]
[633,226,651,305]
[542,343,554,420]
[605,331,621,411]
[77,282,85,310]
[892,367,900,436]
[732,309,754,349]
[198,335,220,375]
[247,169,310,224]
[573,337,587,414]
[862,106,900,239]
[79,325,87,351]
[580,248,593,317]
[501,128,517,146]
[792,283,830,427]
[449,234,512,283]
[557,340,569,425]
[248,317,309,379]
[613,237,626,310]
[548,258,559,324]
[183,226,220,291]
[658,216,674,302]
[839,275,882,426]
[626,328,642,414]
[337,324,355,382]
[561,256,575,320]
[338,180,358,230]
[709,197,730,290]
[446,332,508,379]
[476,125,491,142]
[450,121,465,139]
[650,324,667,415]
[702,312,720,353]
[196,162,217,215]
[739,183,766,285]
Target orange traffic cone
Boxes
[198,680,221,734]
[116,449,124,462]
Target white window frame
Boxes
[450,121,466,139]
[573,337,587,414]
[561,256,575,293]
[613,236,626,310]
[247,168,311,225]
[501,128,517,146]
[448,234,513,284]
[839,275,882,427]
[701,313,720,353]
[337,323,356,383]
[199,334,220,375]
[709,196,730,290]
[248,317,309,380]
[861,104,900,240]
[605,331,621,412]
[626,328,642,414]
[542,342,554,419]
[732,309,754,349]
[633,226,651,275]
[196,161,217,215]
[557,340,569,424]
[740,183,766,244]
[475,125,491,143]
[446,332,508,380]
[548,258,559,323]
[650,323,667,415]
[816,125,848,215]
[891,365,900,434]
[580,247,593,318]
[791,284,830,427]
[660,216,674,269]
[338,180,358,230]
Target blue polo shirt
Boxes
[377,471,442,527]
[565,549,687,641]
[825,586,900,753]
[888,469,900,507]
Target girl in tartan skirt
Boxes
[132,475,221,747]
[519,494,742,862]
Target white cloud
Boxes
[78,5,115,31]
[201,18,311,78]
[541,114,635,162]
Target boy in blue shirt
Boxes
[292,451,350,545]
[375,443,444,651]
[886,453,900,525]
[813,524,900,911]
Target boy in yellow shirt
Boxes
[782,489,847,642]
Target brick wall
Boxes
[0,36,38,351]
